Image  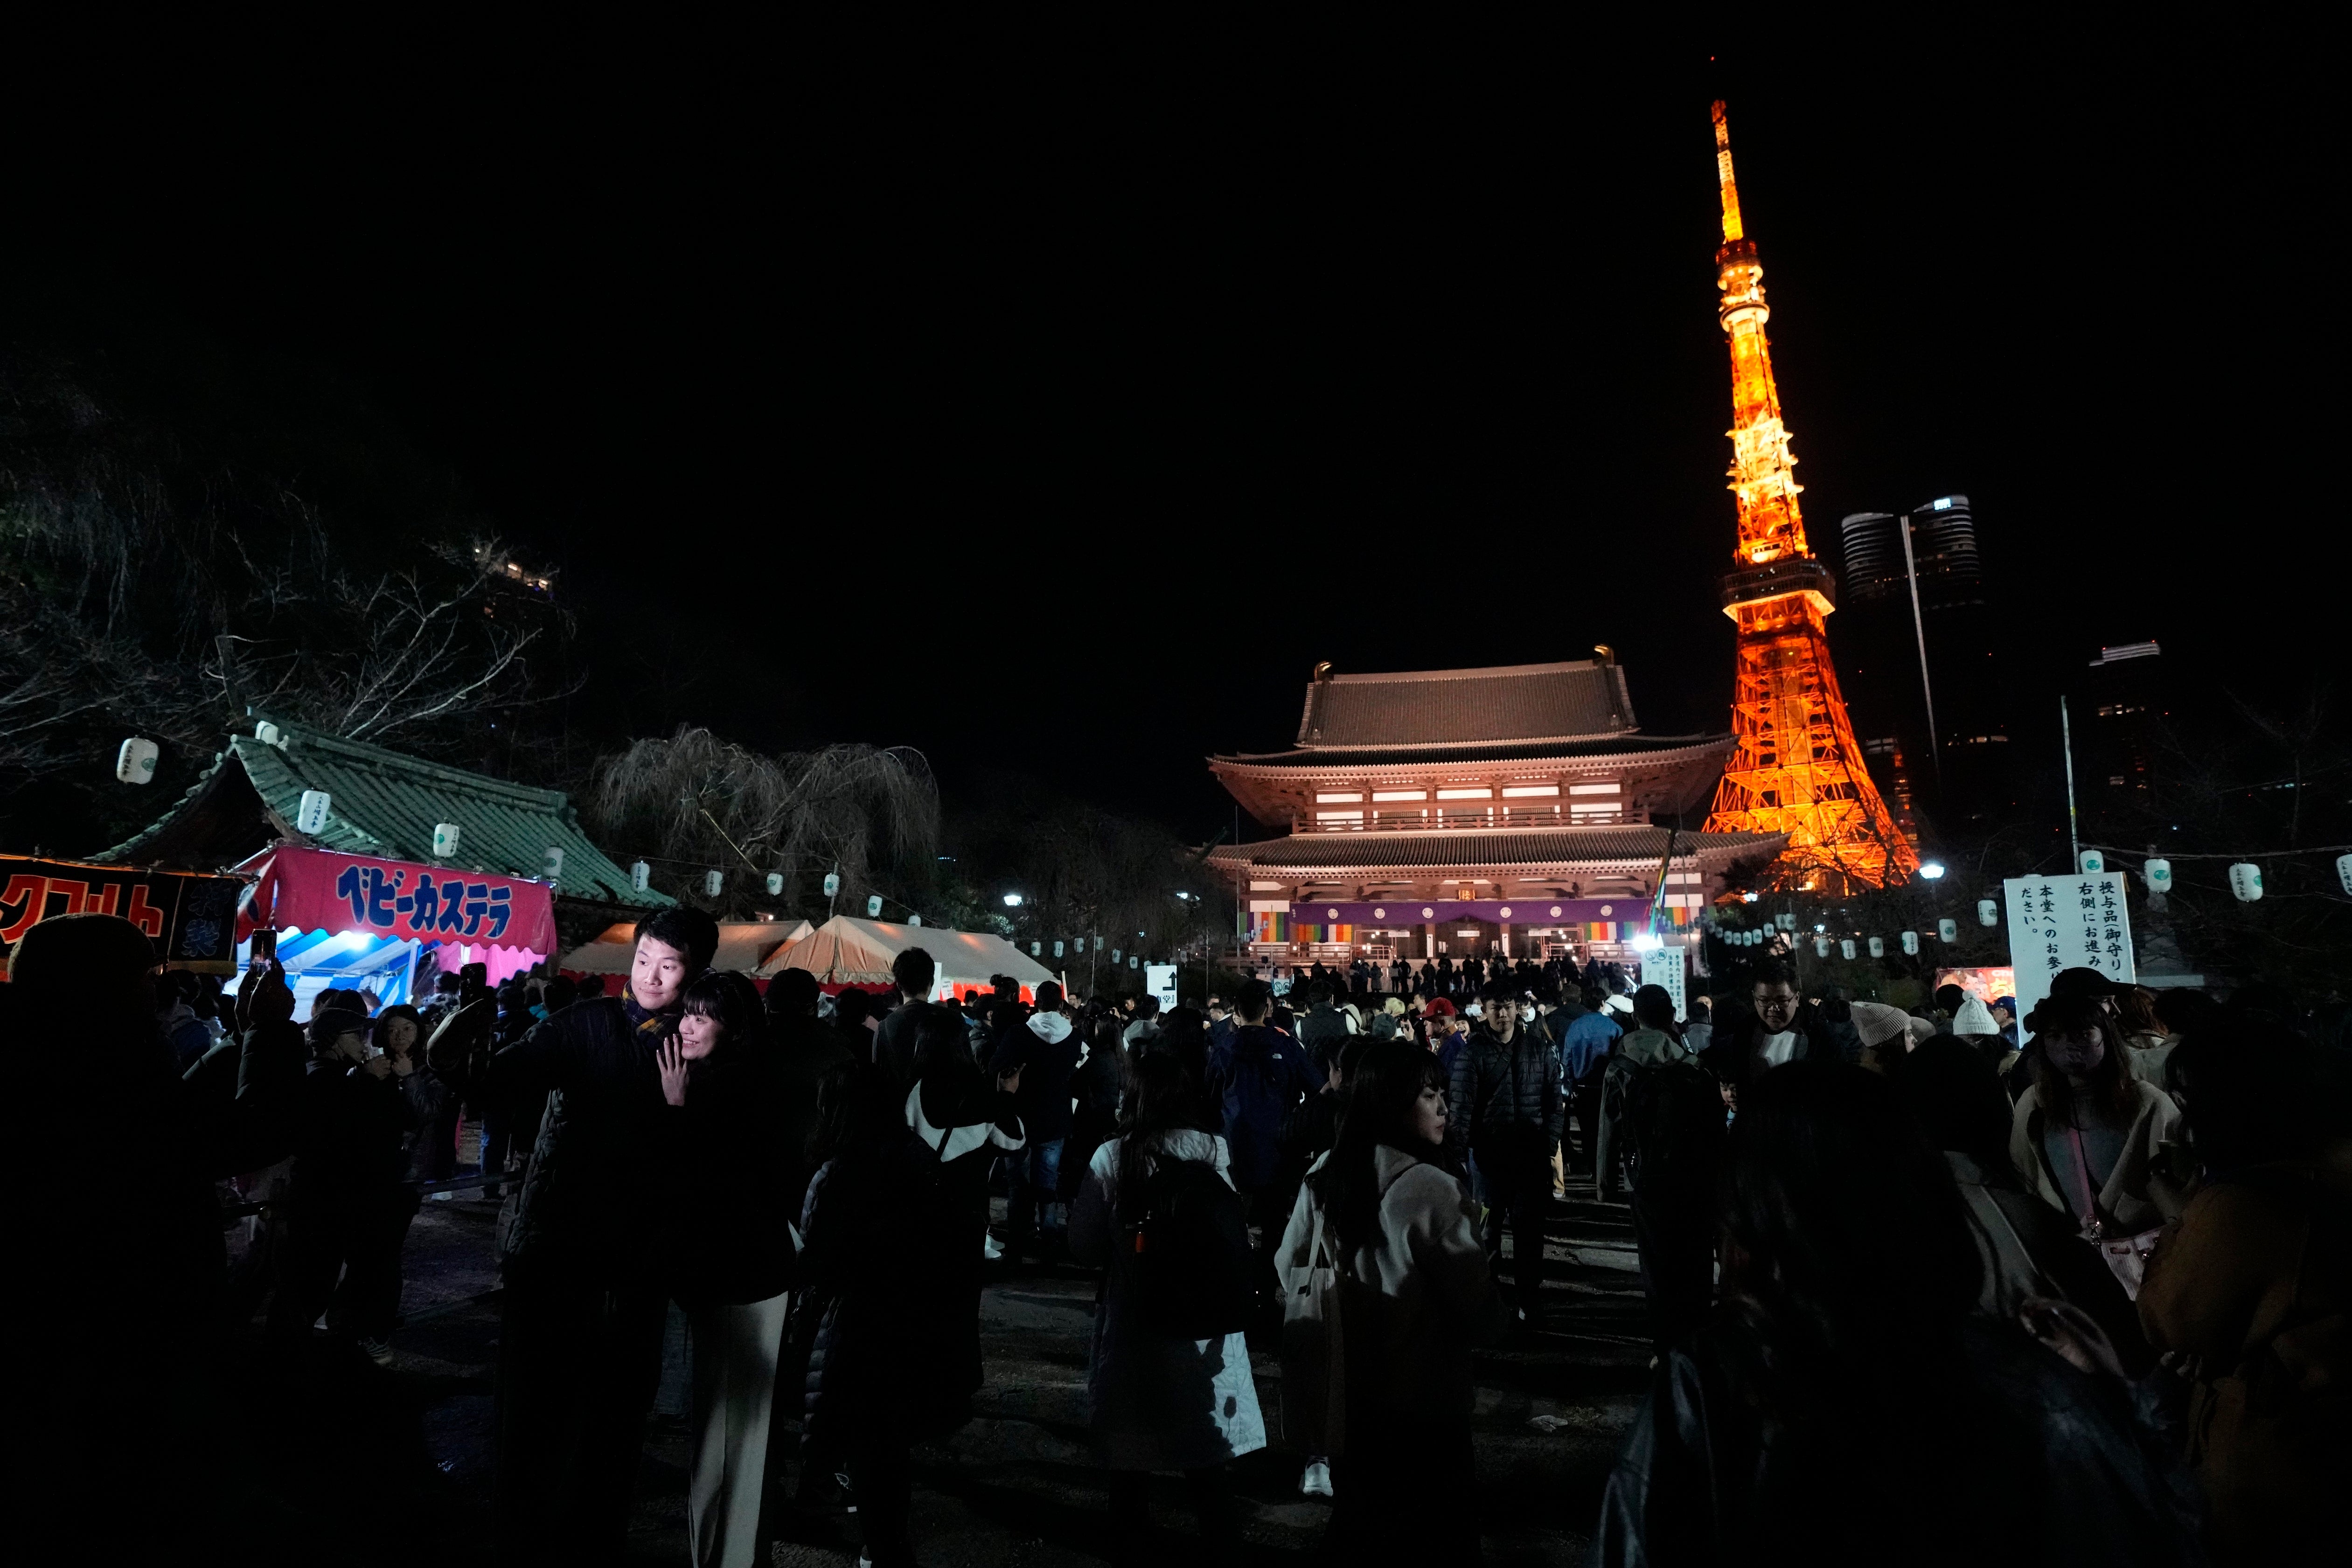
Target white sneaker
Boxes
[1300,1460,1333,1498]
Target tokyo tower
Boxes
[1698,100,1918,891]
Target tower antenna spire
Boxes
[1699,99,1919,891]
[1712,99,1744,243]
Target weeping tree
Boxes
[588,725,941,920]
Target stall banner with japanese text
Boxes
[1640,946,1690,1022]
[2001,873,2135,1030]
[0,856,244,975]
[235,844,558,956]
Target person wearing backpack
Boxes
[1277,1039,1508,1564]
[1204,978,1322,1263]
[1069,1051,1263,1550]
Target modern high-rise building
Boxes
[1830,496,2010,830]
[2083,641,2164,816]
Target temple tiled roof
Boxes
[1292,660,1634,751]
[1206,826,1786,872]
[1213,734,1732,770]
[97,719,670,910]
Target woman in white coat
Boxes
[1069,1051,1265,1549]
[1277,1037,1507,1564]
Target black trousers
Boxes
[1631,1185,1715,1356]
[1474,1155,1549,1318]
[493,1269,666,1566]
[848,1426,916,1568]
[1107,1467,1239,1552]
[268,1192,369,1343]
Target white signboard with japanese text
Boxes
[1640,946,1689,1023]
[2002,873,2136,1032]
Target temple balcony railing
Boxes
[1297,807,1634,833]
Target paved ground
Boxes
[227,1177,1651,1564]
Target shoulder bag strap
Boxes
[2061,1122,2107,1235]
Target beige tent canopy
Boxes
[561,919,811,977]
[755,915,1056,998]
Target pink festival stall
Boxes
[234,844,560,1007]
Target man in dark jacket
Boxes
[766,968,853,1196]
[477,906,718,1566]
[1699,960,1860,1101]
[1204,978,1321,1260]
[1448,981,1565,1323]
[987,980,1081,1263]
[1294,979,1354,1076]
[871,945,939,1085]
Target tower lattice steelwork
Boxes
[1698,100,1917,891]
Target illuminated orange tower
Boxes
[1699,100,1918,890]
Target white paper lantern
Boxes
[1129,955,1139,969]
[2078,849,2105,874]
[764,872,783,896]
[631,860,650,892]
[115,737,159,784]
[1777,912,1796,931]
[1867,936,1884,958]
[543,846,564,881]
[1900,930,1919,955]
[2338,853,2352,897]
[2143,858,2173,894]
[1075,938,1085,953]
[433,821,462,859]
[1053,940,1065,957]
[253,720,282,746]
[1839,938,1857,960]
[866,895,884,918]
[822,872,841,898]
[1112,949,1122,964]
[1031,941,1042,955]
[704,869,724,897]
[1977,899,1998,927]
[1938,918,1958,942]
[1813,936,1832,957]
[2228,862,2264,902]
[297,789,333,835]
[908,914,921,927]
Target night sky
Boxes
[8,21,2329,841]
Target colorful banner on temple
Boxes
[234,844,559,957]
[0,855,244,975]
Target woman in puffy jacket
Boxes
[655,971,800,1568]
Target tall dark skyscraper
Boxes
[1831,495,2010,831]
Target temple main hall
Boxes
[1206,656,1786,965]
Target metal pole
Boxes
[1898,513,1944,802]
[2060,696,2080,869]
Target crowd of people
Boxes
[14,904,2347,1565]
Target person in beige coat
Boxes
[1277,1039,1508,1565]
[2007,991,2182,1238]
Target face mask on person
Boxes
[2044,1029,2104,1076]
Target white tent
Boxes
[561,918,811,977]
[755,915,1056,998]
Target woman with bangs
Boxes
[656,971,800,1568]
[1278,1038,1505,1563]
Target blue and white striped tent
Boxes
[234,926,426,1012]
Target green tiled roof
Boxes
[100,718,671,910]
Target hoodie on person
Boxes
[991,1010,1083,1141]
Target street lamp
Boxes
[1919,861,1947,881]
[1002,893,1024,908]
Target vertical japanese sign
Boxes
[2001,873,2136,1029]
[1639,946,1690,1022]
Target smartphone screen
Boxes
[252,928,277,964]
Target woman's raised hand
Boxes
[656,1038,689,1107]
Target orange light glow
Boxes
[1700,102,1918,893]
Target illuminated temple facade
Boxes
[1206,658,1786,964]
